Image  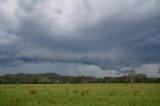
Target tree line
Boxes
[0,72,159,84]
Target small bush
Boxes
[133,90,138,95]
[30,89,38,95]
[81,91,85,96]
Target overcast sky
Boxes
[0,0,160,77]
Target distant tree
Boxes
[0,72,159,84]
[122,75,129,83]
[158,68,160,78]
[127,69,136,84]
[135,73,146,83]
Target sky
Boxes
[0,0,160,77]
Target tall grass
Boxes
[0,84,160,106]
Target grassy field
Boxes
[0,84,160,106]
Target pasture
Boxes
[0,84,160,106]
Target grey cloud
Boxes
[0,0,160,76]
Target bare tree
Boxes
[127,69,136,84]
[158,68,160,78]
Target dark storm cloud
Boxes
[0,0,160,73]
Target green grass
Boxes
[0,84,160,106]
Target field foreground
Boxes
[0,84,160,106]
